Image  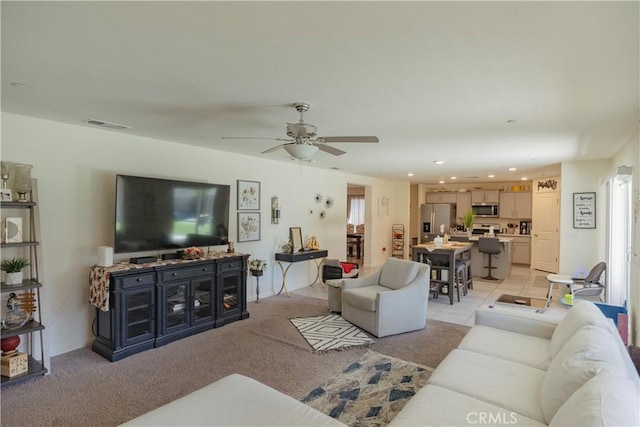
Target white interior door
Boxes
[532,192,560,273]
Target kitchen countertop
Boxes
[467,236,513,243]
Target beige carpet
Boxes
[302,350,434,426]
[0,294,469,427]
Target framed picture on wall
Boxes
[289,227,303,252]
[238,212,260,242]
[573,192,596,229]
[237,180,260,210]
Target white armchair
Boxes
[341,257,430,337]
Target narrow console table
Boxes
[275,249,328,297]
[89,253,249,361]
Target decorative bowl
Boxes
[2,310,30,330]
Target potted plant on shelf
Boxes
[1,257,30,285]
[462,210,475,238]
[248,259,267,277]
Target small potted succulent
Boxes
[462,210,476,237]
[248,259,267,277]
[1,257,30,285]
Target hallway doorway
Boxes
[347,183,365,265]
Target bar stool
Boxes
[454,260,468,301]
[479,237,501,281]
[457,258,473,290]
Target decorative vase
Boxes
[5,271,23,285]
[1,336,20,354]
[250,269,263,277]
[13,163,33,202]
[466,228,473,238]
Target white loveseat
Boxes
[390,300,640,426]
[124,301,639,426]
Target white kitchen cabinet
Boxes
[471,190,499,204]
[456,193,472,219]
[426,192,457,204]
[511,236,531,264]
[499,192,532,218]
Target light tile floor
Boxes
[293,264,571,327]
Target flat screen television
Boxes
[114,174,230,254]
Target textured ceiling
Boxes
[2,1,638,184]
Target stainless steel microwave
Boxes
[472,204,499,218]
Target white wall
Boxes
[559,151,640,347]
[559,160,610,277]
[1,112,409,357]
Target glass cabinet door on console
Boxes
[159,280,189,335]
[192,276,215,325]
[121,287,156,347]
[215,257,247,326]
[219,271,240,317]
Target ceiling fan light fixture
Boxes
[284,144,319,160]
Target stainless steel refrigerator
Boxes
[421,203,456,242]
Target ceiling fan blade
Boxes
[222,137,292,141]
[315,143,346,156]
[261,143,293,154]
[319,136,379,143]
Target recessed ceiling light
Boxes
[521,177,528,181]
[508,167,517,171]
[438,180,445,184]
[10,82,30,89]
[488,174,495,178]
[407,172,414,177]
[434,161,444,165]
[450,176,457,180]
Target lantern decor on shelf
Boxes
[13,163,33,203]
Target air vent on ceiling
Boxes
[84,119,131,130]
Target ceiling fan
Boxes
[222,103,379,160]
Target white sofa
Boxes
[124,301,639,426]
[390,300,640,426]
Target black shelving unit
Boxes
[1,185,49,386]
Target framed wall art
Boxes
[238,212,260,242]
[290,227,303,252]
[573,192,596,229]
[237,180,260,210]
[1,189,12,201]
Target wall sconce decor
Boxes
[271,196,281,224]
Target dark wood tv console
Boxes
[90,254,249,361]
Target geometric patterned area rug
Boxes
[290,314,374,353]
[301,350,434,426]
